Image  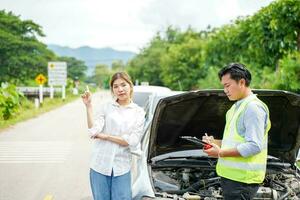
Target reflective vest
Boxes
[216,95,271,184]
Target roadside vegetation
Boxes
[0,83,97,131]
[0,10,90,126]
[126,0,300,92]
[1,0,299,128]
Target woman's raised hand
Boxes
[81,85,92,106]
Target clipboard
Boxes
[180,136,213,150]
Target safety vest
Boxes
[216,95,271,184]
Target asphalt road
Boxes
[0,91,111,200]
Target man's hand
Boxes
[202,133,220,157]
[202,133,214,144]
[204,143,221,158]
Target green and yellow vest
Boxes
[216,95,271,184]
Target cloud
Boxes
[139,0,273,31]
[1,0,273,52]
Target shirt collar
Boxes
[112,99,136,108]
[234,93,256,108]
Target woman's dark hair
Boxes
[218,63,252,86]
[110,72,134,98]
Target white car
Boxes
[132,89,300,200]
[133,85,171,109]
[131,90,184,199]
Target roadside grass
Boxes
[297,161,300,168]
[0,94,79,131]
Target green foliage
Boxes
[128,27,208,89]
[161,30,206,90]
[92,61,131,89]
[92,64,112,89]
[125,0,300,92]
[65,78,75,89]
[274,52,300,92]
[0,10,56,84]
[128,34,167,86]
[1,1,299,93]
[206,0,300,70]
[197,66,222,89]
[0,83,24,120]
[111,60,125,72]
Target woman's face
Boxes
[112,78,131,101]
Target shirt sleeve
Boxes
[87,104,106,138]
[121,107,145,148]
[237,102,268,157]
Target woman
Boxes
[81,72,145,200]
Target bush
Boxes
[274,52,300,93]
[197,66,222,89]
[0,83,24,120]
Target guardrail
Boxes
[17,87,62,97]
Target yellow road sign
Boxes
[35,74,47,85]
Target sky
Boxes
[1,0,274,53]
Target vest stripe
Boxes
[221,139,268,149]
[218,158,266,171]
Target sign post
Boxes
[50,86,54,99]
[48,62,67,100]
[35,74,47,104]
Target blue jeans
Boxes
[90,169,132,200]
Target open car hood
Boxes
[148,89,300,164]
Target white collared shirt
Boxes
[88,100,145,176]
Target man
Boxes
[203,63,271,200]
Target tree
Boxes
[161,29,206,90]
[274,52,300,92]
[127,33,167,86]
[205,0,300,71]
[127,0,300,92]
[243,0,300,71]
[92,64,111,89]
[0,10,56,84]
[111,60,125,72]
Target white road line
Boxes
[0,141,72,163]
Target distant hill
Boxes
[47,44,136,75]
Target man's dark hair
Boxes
[218,63,252,86]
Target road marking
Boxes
[43,194,53,200]
[0,141,72,163]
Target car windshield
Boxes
[133,86,172,108]
[133,91,152,108]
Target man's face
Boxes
[221,73,244,101]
